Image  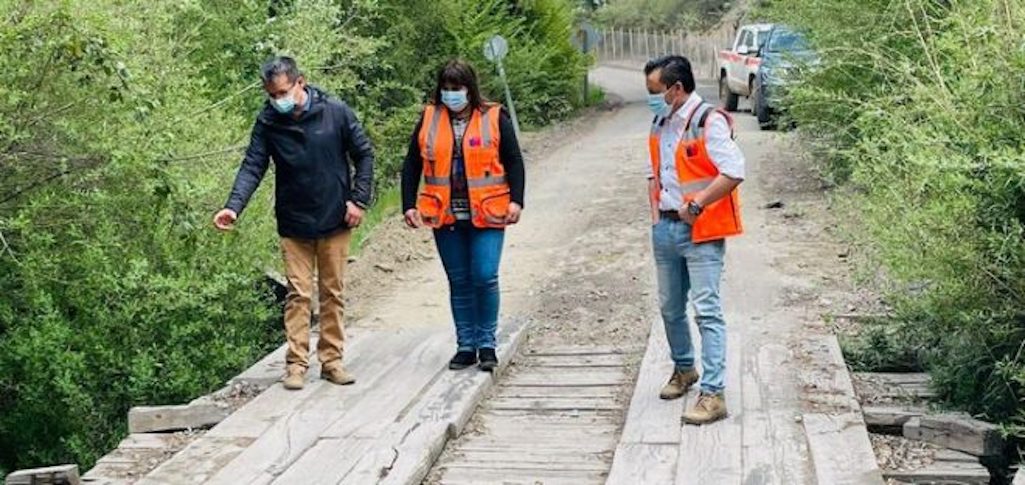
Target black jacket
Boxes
[225,86,374,239]
[400,108,525,213]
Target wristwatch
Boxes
[687,200,704,217]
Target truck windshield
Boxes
[767,30,808,53]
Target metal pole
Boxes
[497,60,520,136]
[582,33,590,104]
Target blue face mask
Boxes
[441,89,469,112]
[269,82,300,114]
[271,93,296,114]
[647,92,670,117]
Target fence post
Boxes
[626,28,632,59]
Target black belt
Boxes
[660,210,681,221]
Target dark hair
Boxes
[643,55,696,93]
[260,56,302,83]
[432,59,485,111]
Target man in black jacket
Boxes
[213,56,374,390]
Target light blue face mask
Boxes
[441,89,469,112]
[271,94,296,114]
[647,92,670,117]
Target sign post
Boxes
[483,34,520,136]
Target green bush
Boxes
[762,0,1025,427]
[592,0,731,30]
[0,0,587,473]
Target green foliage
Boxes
[592,0,732,30]
[0,0,587,472]
[762,0,1025,427]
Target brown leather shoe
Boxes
[659,368,699,400]
[321,365,356,386]
[682,392,727,425]
[283,370,305,390]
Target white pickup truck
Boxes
[717,23,774,112]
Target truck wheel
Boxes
[719,74,739,112]
[754,79,775,130]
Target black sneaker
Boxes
[478,348,498,372]
[449,350,478,370]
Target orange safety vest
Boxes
[417,103,510,229]
[648,103,743,243]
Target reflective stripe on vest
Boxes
[424,175,449,186]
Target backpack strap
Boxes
[687,104,736,140]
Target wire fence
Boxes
[594,27,736,80]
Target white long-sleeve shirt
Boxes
[648,93,746,211]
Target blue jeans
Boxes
[652,218,727,394]
[434,224,505,351]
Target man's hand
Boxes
[213,209,238,231]
[345,201,365,227]
[404,209,423,228]
[678,206,698,225]
[505,202,523,225]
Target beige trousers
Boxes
[280,229,350,374]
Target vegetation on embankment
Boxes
[0,0,588,475]
[586,0,734,30]
[762,0,1025,434]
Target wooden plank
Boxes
[758,343,814,484]
[607,319,682,484]
[526,354,630,367]
[615,319,684,445]
[605,443,677,485]
[883,465,989,485]
[128,402,230,433]
[227,343,292,388]
[854,372,936,400]
[268,438,375,485]
[934,449,981,463]
[205,327,439,485]
[202,329,378,439]
[803,413,884,485]
[487,396,621,411]
[6,465,80,485]
[740,341,781,484]
[439,459,606,472]
[437,467,607,484]
[502,369,628,387]
[801,335,862,412]
[493,385,621,399]
[456,437,617,454]
[320,330,452,439]
[677,329,743,485]
[137,436,254,485]
[862,405,926,428]
[902,415,1004,457]
[444,449,610,466]
[326,318,529,485]
[526,345,641,356]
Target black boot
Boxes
[449,350,478,370]
[478,348,498,372]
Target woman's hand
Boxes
[505,202,522,225]
[404,209,424,228]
